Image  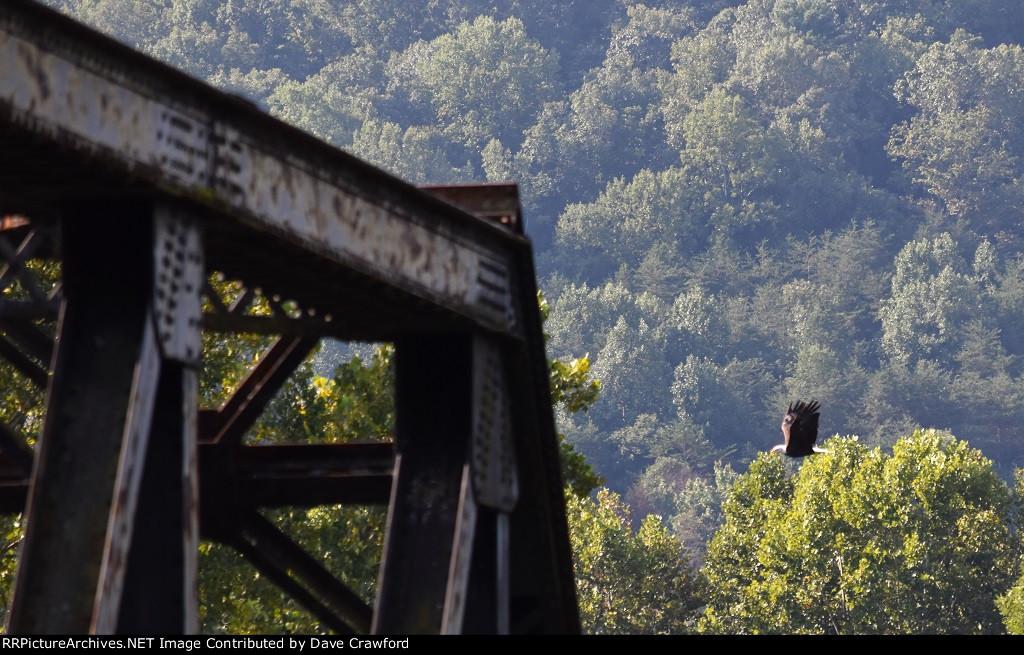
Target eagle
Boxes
[770,400,826,457]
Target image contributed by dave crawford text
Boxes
[1,637,413,650]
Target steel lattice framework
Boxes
[0,0,579,634]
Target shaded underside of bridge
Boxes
[0,0,579,635]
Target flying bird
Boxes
[771,400,827,457]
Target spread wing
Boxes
[782,400,820,457]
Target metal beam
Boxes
[0,441,396,523]
[373,335,473,634]
[203,336,319,447]
[0,0,521,336]
[504,253,581,635]
[0,319,54,364]
[459,507,509,634]
[0,335,48,388]
[239,512,373,634]
[93,207,204,634]
[0,229,47,301]
[96,360,200,634]
[7,205,154,634]
[233,530,355,636]
[7,202,204,634]
[232,443,394,508]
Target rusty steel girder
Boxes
[0,1,518,337]
[0,0,578,636]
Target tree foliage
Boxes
[567,488,704,634]
[701,431,1019,634]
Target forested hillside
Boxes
[27,0,1024,633]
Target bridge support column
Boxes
[374,335,517,634]
[7,202,202,634]
[373,335,473,634]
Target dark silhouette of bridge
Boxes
[0,0,578,634]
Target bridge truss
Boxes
[0,0,578,635]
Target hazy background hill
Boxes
[42,0,1024,560]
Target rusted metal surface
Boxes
[92,319,163,633]
[239,512,373,633]
[201,335,319,447]
[233,528,357,636]
[8,210,154,634]
[374,335,474,634]
[231,443,395,507]
[0,0,520,337]
[181,371,201,635]
[200,279,339,337]
[441,466,478,634]
[153,208,204,365]
[421,184,523,233]
[97,361,200,634]
[471,336,518,512]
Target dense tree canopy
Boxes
[18,0,1024,634]
[702,431,1019,634]
[568,488,704,634]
